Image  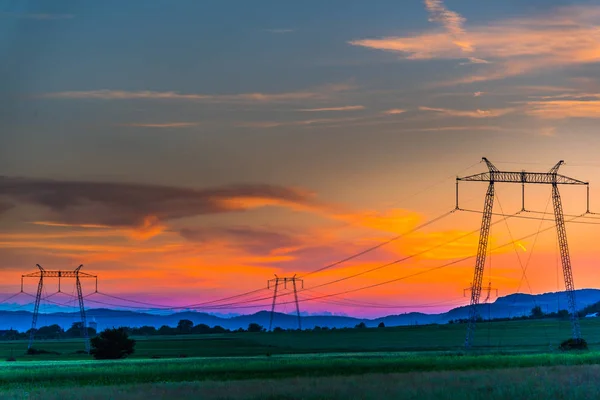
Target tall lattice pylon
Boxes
[22,264,98,353]
[456,158,589,348]
[267,274,303,331]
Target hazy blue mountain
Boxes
[2,289,600,332]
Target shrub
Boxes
[26,348,60,355]
[247,323,265,332]
[559,338,588,351]
[90,327,136,360]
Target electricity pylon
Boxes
[464,281,498,304]
[457,158,589,348]
[267,274,303,331]
[22,264,98,353]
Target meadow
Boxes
[1,317,597,361]
[1,317,600,399]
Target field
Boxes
[2,318,600,399]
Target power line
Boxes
[299,209,455,278]
[460,209,600,225]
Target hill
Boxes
[2,289,600,332]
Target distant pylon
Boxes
[267,274,303,331]
[21,264,97,353]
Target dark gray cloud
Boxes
[0,176,314,227]
[0,201,14,215]
[180,226,301,255]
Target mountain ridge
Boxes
[2,289,600,332]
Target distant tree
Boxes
[530,306,544,319]
[177,319,194,333]
[90,327,135,360]
[273,327,284,333]
[557,309,570,319]
[36,324,64,339]
[377,322,385,328]
[66,322,96,338]
[158,325,175,335]
[355,322,367,329]
[212,325,228,334]
[247,323,264,332]
[191,323,211,334]
[133,326,157,336]
[313,326,322,331]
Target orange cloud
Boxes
[382,109,406,115]
[126,216,168,240]
[424,0,474,53]
[419,106,515,118]
[350,6,600,83]
[523,100,600,119]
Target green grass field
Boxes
[2,317,598,361]
[2,318,600,399]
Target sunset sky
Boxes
[1,0,600,318]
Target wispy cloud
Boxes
[236,117,362,129]
[524,100,600,119]
[0,12,74,20]
[40,83,355,103]
[120,122,200,128]
[297,106,365,112]
[424,0,473,53]
[382,109,407,115]
[406,125,505,132]
[350,5,600,84]
[419,106,515,118]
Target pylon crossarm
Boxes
[458,171,587,185]
[22,271,97,278]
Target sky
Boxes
[1,0,600,318]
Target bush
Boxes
[90,328,136,360]
[26,348,60,355]
[247,323,265,332]
[559,338,588,351]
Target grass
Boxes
[3,317,599,361]
[4,364,600,399]
[1,318,599,397]
[1,351,600,390]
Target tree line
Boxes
[2,319,387,341]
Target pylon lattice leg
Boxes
[28,276,43,350]
[465,182,495,349]
[292,279,302,330]
[552,184,581,340]
[76,275,90,353]
[269,280,279,331]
